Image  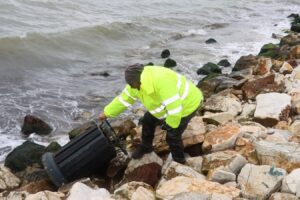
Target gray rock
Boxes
[210,168,236,184]
[281,168,300,194]
[238,164,286,200]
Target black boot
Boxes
[131,145,154,159]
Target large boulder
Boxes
[279,33,300,47]
[202,123,241,152]
[254,93,291,127]
[241,74,285,100]
[153,116,206,153]
[258,43,280,58]
[0,165,20,192]
[281,168,300,195]
[5,141,45,172]
[197,62,221,75]
[233,54,258,71]
[122,152,162,187]
[114,181,154,200]
[156,176,240,200]
[238,164,286,200]
[21,115,52,136]
[254,141,300,172]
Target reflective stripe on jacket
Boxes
[104,66,203,128]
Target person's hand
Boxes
[98,112,107,122]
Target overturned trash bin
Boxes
[42,120,125,187]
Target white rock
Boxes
[114,181,153,200]
[224,181,237,188]
[281,168,300,194]
[238,164,286,200]
[254,93,291,124]
[186,156,203,174]
[210,168,236,184]
[290,120,300,135]
[0,165,20,191]
[67,182,112,200]
[269,192,298,200]
[26,191,65,200]
[254,141,300,172]
[131,186,155,200]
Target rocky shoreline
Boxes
[1,14,300,200]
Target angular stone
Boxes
[209,168,236,184]
[114,182,153,200]
[234,137,258,164]
[123,152,162,187]
[202,150,239,174]
[185,156,203,174]
[170,192,210,200]
[254,141,300,172]
[254,93,292,127]
[203,93,242,116]
[202,123,240,152]
[67,182,112,200]
[233,54,258,71]
[202,112,235,125]
[289,45,300,59]
[156,176,240,200]
[280,33,300,47]
[238,164,286,200]
[163,161,205,181]
[0,165,20,191]
[26,191,65,200]
[153,117,206,153]
[258,43,280,59]
[242,74,285,100]
[280,62,294,75]
[240,121,268,139]
[290,120,300,135]
[269,192,298,200]
[131,186,155,200]
[254,57,272,75]
[272,60,284,72]
[281,168,300,194]
[239,103,256,119]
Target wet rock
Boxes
[114,182,153,200]
[269,192,298,200]
[90,71,110,77]
[164,58,177,68]
[45,142,61,153]
[26,191,65,200]
[68,121,94,140]
[254,57,272,75]
[280,33,300,47]
[153,116,206,153]
[197,62,221,75]
[217,59,231,67]
[258,43,280,58]
[123,152,162,187]
[288,13,300,18]
[161,49,170,58]
[254,141,300,172]
[280,62,294,75]
[0,165,20,191]
[21,115,52,136]
[229,68,253,80]
[156,176,240,200]
[232,54,258,71]
[281,168,300,195]
[202,123,240,152]
[238,164,286,200]
[254,93,291,127]
[289,45,300,59]
[205,38,217,44]
[5,141,45,172]
[291,24,300,33]
[67,182,111,200]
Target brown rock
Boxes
[279,33,300,47]
[233,55,258,71]
[111,118,137,137]
[254,57,272,75]
[272,60,284,72]
[202,123,240,152]
[19,179,55,194]
[242,74,285,100]
[235,137,258,164]
[280,62,294,75]
[289,45,300,59]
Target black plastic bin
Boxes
[42,124,116,187]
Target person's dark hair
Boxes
[125,63,144,86]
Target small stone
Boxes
[164,58,177,68]
[209,168,236,184]
[161,49,170,58]
[21,115,52,136]
[205,38,217,44]
[217,59,231,67]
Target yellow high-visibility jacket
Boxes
[104,66,203,128]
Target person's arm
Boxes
[102,85,137,119]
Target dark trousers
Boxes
[140,110,197,163]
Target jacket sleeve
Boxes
[157,80,182,129]
[104,85,137,118]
